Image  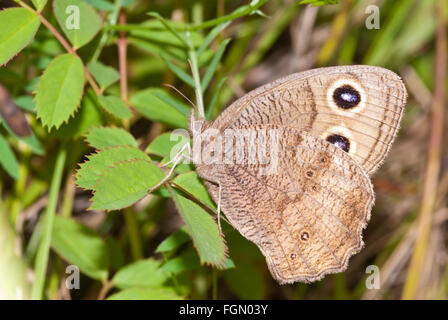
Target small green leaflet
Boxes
[86,126,137,149]
[76,146,150,190]
[90,159,165,210]
[112,259,170,289]
[53,0,102,49]
[35,54,84,130]
[0,134,19,179]
[31,0,48,12]
[97,95,132,120]
[51,216,109,281]
[88,61,120,90]
[0,8,41,66]
[168,186,227,267]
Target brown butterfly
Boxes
[191,65,407,284]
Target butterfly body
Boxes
[191,65,407,284]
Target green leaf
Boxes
[13,96,35,112]
[86,126,137,149]
[76,146,150,190]
[112,259,169,289]
[35,54,85,130]
[0,8,41,66]
[201,39,230,90]
[90,159,164,210]
[51,216,108,281]
[31,0,48,11]
[161,55,194,87]
[146,132,190,157]
[130,89,189,129]
[88,61,120,90]
[84,0,115,11]
[107,287,182,300]
[173,172,216,210]
[168,187,227,267]
[161,250,201,275]
[224,261,266,299]
[49,90,104,139]
[53,0,102,49]
[156,227,190,253]
[98,95,132,120]
[0,134,19,179]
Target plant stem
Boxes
[402,0,446,299]
[187,46,205,118]
[15,0,101,96]
[124,207,143,261]
[31,143,67,300]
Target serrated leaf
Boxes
[0,134,19,179]
[86,126,137,149]
[173,172,216,210]
[156,227,190,253]
[51,216,108,281]
[35,54,84,130]
[49,89,104,139]
[112,259,169,289]
[90,159,164,210]
[107,287,182,300]
[88,61,120,90]
[31,0,48,11]
[168,187,227,266]
[98,95,131,120]
[76,146,150,190]
[130,89,189,129]
[146,132,190,157]
[53,0,102,49]
[0,8,41,66]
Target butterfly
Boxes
[190,65,407,284]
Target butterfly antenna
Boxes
[162,83,198,114]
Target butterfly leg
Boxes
[149,143,191,193]
[217,181,223,235]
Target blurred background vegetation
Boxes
[0,0,447,300]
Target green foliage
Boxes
[51,216,108,281]
[130,89,189,129]
[53,0,102,49]
[35,54,84,129]
[75,146,149,189]
[90,159,164,210]
[0,0,441,301]
[97,95,132,120]
[85,126,137,149]
[0,8,41,66]
[0,134,19,179]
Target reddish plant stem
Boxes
[118,9,128,103]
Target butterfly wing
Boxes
[211,65,407,174]
[196,127,374,283]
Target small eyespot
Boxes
[312,185,318,191]
[306,170,314,178]
[333,85,361,109]
[300,232,310,241]
[320,157,327,163]
[326,134,350,152]
[290,253,296,259]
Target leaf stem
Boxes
[31,143,67,300]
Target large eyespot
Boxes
[326,134,350,152]
[333,85,361,109]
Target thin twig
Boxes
[118,9,128,104]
